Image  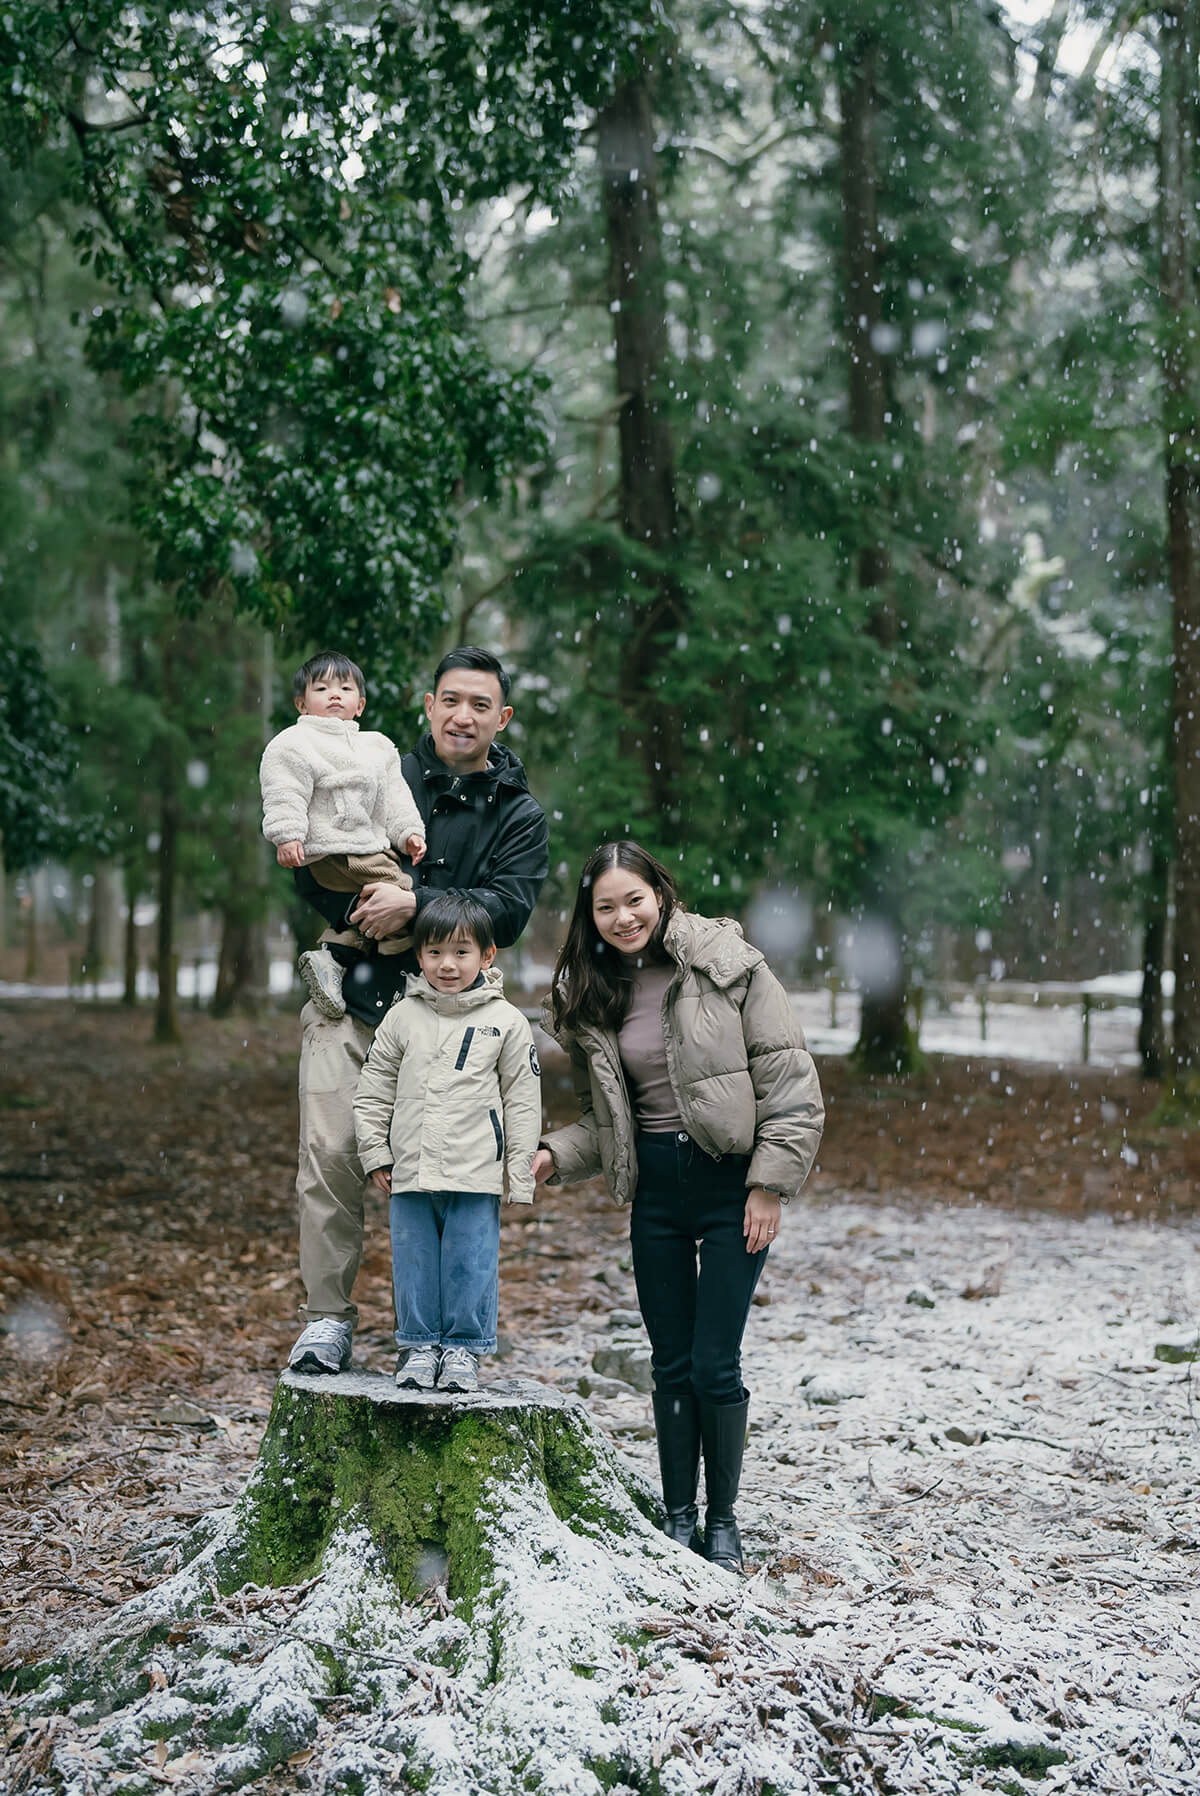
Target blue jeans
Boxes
[630,1130,767,1406]
[390,1191,501,1356]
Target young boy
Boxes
[352,893,541,1393]
[260,651,427,1020]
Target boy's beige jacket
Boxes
[353,969,540,1203]
[541,911,823,1206]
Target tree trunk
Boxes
[840,41,916,1076]
[211,905,269,1017]
[154,756,181,1045]
[122,867,140,1005]
[21,882,38,982]
[212,638,273,1016]
[1140,838,1170,1079]
[597,67,686,838]
[1161,0,1200,1081]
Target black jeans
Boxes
[630,1129,767,1407]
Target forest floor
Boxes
[2,999,1200,1788]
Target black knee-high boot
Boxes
[651,1389,704,1553]
[698,1396,749,1572]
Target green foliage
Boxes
[1,1,653,679]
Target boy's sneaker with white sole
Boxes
[288,1317,353,1374]
[298,947,347,1019]
[438,1347,479,1393]
[396,1345,440,1392]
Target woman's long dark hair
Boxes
[549,842,681,1036]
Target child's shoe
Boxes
[395,1345,440,1392]
[298,947,346,1019]
[438,1346,479,1393]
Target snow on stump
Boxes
[8,1372,877,1794]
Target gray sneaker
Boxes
[396,1344,440,1391]
[438,1346,479,1393]
[298,948,346,1019]
[288,1317,353,1374]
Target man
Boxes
[287,646,549,1373]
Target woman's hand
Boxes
[744,1186,781,1255]
[531,1147,556,1185]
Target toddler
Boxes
[260,651,426,1018]
[353,892,541,1393]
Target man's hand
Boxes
[743,1186,781,1255]
[531,1148,556,1185]
[369,1167,393,1194]
[351,881,418,939]
[404,834,427,866]
[276,841,306,868]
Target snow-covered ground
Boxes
[798,983,1147,1071]
[529,1190,1200,1789]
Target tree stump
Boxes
[8,1373,868,1795]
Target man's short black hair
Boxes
[293,651,366,702]
[431,646,511,704]
[412,892,496,954]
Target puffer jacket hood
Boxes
[542,910,823,1207]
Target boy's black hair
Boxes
[293,651,366,702]
[412,892,496,954]
[431,645,511,704]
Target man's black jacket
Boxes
[294,732,549,1026]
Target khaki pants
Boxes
[308,849,414,957]
[296,1000,376,1325]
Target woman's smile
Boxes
[591,867,663,955]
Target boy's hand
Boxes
[369,1167,393,1194]
[276,841,306,867]
[404,833,427,865]
[351,882,417,939]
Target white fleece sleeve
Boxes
[259,732,316,847]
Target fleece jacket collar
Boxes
[295,715,360,739]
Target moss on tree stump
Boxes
[221,1371,649,1605]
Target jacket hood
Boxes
[405,966,507,1013]
[411,732,531,794]
[662,910,764,989]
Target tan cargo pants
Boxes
[296,1000,376,1325]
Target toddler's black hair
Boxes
[412,892,496,954]
[293,651,366,702]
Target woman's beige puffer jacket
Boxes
[541,910,824,1206]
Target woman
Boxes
[532,842,824,1572]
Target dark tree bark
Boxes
[1161,1,1200,1080]
[154,650,181,1044]
[1139,837,1170,1079]
[122,870,139,1006]
[839,41,915,1075]
[597,67,686,837]
[212,642,272,1017]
